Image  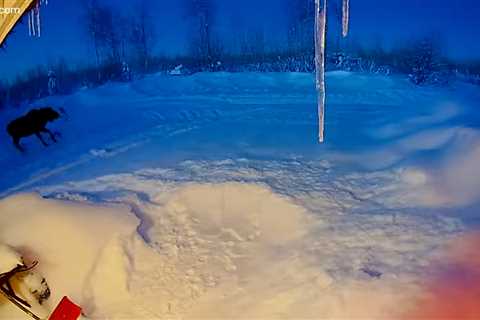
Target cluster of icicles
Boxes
[315,0,350,142]
[28,0,48,37]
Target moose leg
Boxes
[12,137,24,152]
[41,128,57,143]
[35,132,48,147]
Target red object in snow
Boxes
[48,296,82,320]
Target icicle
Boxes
[35,2,41,37]
[30,11,36,37]
[315,0,327,142]
[342,0,350,37]
[28,11,33,36]
[37,2,42,37]
[27,0,47,38]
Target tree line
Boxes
[0,0,479,109]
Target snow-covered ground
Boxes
[0,72,479,319]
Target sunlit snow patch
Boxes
[0,175,466,319]
[0,194,140,319]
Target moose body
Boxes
[6,107,60,152]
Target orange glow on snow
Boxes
[406,232,480,319]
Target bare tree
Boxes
[407,37,442,85]
[185,0,218,62]
[240,27,266,59]
[84,0,121,67]
[287,0,315,56]
[130,0,155,72]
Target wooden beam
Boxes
[0,0,35,46]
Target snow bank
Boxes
[0,193,140,319]
[373,128,480,208]
[0,180,464,319]
[161,183,308,245]
[0,71,477,318]
[1,71,469,196]
[431,129,480,206]
[0,184,311,319]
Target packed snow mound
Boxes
[0,183,447,319]
[162,183,308,245]
[124,182,313,318]
[431,129,480,206]
[0,244,23,273]
[1,181,466,319]
[0,184,311,319]
[0,193,140,319]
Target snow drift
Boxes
[0,193,139,319]
[0,184,311,318]
[0,71,478,318]
[0,180,468,319]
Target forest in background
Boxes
[1,0,479,108]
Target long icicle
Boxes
[28,10,33,36]
[315,0,327,142]
[27,0,48,38]
[342,0,350,37]
[35,2,41,37]
[30,11,36,37]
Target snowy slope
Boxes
[1,72,479,197]
[0,72,479,319]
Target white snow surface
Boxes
[0,183,462,319]
[0,72,479,318]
